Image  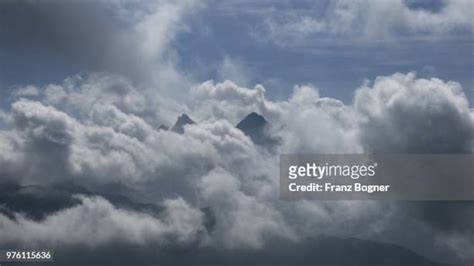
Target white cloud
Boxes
[13,85,40,97]
[198,168,294,248]
[190,80,282,124]
[0,195,204,246]
[355,72,474,153]
[258,0,474,46]
[0,72,473,262]
[217,56,252,87]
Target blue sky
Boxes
[0,0,472,103]
[175,1,473,102]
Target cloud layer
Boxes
[0,72,473,264]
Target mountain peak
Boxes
[235,112,278,146]
[171,113,195,134]
[236,112,267,131]
[178,113,193,122]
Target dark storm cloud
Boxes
[0,0,200,87]
[0,1,132,76]
[0,1,125,60]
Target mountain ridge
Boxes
[171,113,195,134]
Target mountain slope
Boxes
[171,114,195,134]
[236,112,277,146]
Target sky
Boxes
[0,1,473,265]
[0,0,472,103]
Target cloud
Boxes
[0,195,204,246]
[0,72,473,264]
[12,86,40,97]
[190,80,282,124]
[217,56,252,87]
[198,168,293,248]
[355,72,474,153]
[278,86,362,153]
[255,0,473,46]
[41,74,185,126]
[0,0,202,88]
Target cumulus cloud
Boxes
[0,72,473,264]
[355,72,474,153]
[198,168,293,248]
[279,86,362,153]
[42,74,185,126]
[190,80,282,124]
